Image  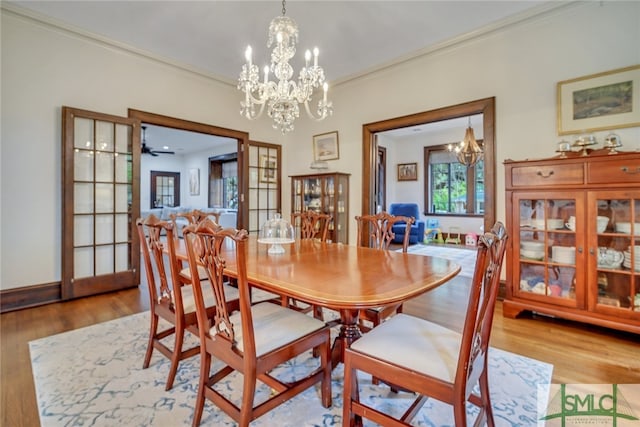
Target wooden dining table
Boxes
[171,236,461,367]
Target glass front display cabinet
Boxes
[290,172,350,244]
[504,149,639,334]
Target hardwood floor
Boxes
[2,278,639,426]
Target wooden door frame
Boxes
[362,97,496,246]
[127,109,250,229]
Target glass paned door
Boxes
[246,142,281,234]
[513,192,584,308]
[62,107,140,299]
[588,191,640,316]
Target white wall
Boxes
[2,2,639,291]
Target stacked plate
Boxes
[623,246,640,272]
[520,240,545,260]
[552,246,575,265]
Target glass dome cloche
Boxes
[258,213,295,254]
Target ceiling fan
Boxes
[141,125,175,156]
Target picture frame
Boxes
[557,65,640,135]
[259,154,277,183]
[189,168,199,195]
[312,131,339,161]
[397,162,417,181]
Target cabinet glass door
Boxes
[588,192,640,315]
[514,193,583,308]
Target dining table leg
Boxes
[330,308,362,368]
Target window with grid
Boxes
[425,146,484,215]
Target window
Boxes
[209,155,238,209]
[150,171,180,208]
[425,145,483,215]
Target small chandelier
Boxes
[448,117,483,167]
[238,0,333,133]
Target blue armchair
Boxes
[389,203,425,244]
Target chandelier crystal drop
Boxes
[238,0,332,133]
[448,117,483,167]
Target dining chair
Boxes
[136,214,239,391]
[170,209,221,238]
[355,211,415,331]
[342,222,508,427]
[292,210,332,242]
[289,211,333,319]
[182,220,332,427]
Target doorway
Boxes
[361,98,496,245]
[128,109,249,227]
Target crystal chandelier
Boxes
[448,117,483,167]
[238,0,333,133]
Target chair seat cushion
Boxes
[350,313,460,382]
[180,265,209,281]
[224,302,327,356]
[250,288,282,304]
[180,282,239,314]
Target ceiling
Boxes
[8,0,556,85]
[6,1,559,153]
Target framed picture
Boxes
[312,131,339,161]
[557,65,640,135]
[189,168,199,195]
[397,163,417,181]
[259,154,277,183]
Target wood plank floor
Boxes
[2,278,639,427]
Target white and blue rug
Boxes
[30,311,552,426]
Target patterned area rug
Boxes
[405,244,478,278]
[30,312,552,426]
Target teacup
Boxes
[565,216,576,231]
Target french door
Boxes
[62,107,140,299]
[245,141,281,234]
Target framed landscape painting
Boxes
[557,65,640,135]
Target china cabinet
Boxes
[504,149,640,333]
[290,172,350,244]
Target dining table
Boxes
[171,236,461,367]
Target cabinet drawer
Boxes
[588,161,640,184]
[510,163,584,187]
